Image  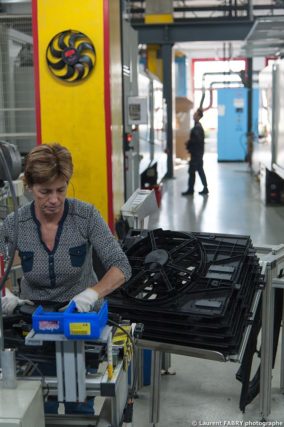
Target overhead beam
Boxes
[133,20,254,44]
[131,4,284,14]
[129,0,284,13]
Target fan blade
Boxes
[69,32,85,47]
[78,55,94,72]
[149,230,157,250]
[77,42,95,53]
[50,43,62,58]
[58,32,69,50]
[60,65,75,80]
[158,268,174,292]
[169,238,196,255]
[123,270,147,291]
[47,58,66,70]
[74,63,84,80]
[167,262,195,275]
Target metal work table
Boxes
[134,243,284,426]
[137,339,228,425]
[137,285,263,425]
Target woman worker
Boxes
[0,143,131,314]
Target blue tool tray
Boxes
[32,300,108,339]
[32,306,64,334]
[64,301,108,339]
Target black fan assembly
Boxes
[109,228,267,411]
[110,228,264,355]
[46,29,96,82]
[120,229,207,304]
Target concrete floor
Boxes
[149,154,284,246]
[132,154,284,427]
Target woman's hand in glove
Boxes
[71,288,99,312]
[1,288,34,315]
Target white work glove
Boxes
[1,288,34,315]
[71,288,99,312]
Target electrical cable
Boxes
[0,146,19,352]
[108,318,139,423]
[16,353,50,398]
[108,319,138,400]
[0,147,19,292]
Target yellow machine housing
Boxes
[32,0,124,230]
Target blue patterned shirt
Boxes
[0,198,131,302]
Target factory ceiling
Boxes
[0,0,284,58]
[129,0,283,22]
[240,16,284,56]
[130,0,284,58]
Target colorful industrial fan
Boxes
[46,30,96,82]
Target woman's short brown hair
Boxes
[24,143,73,187]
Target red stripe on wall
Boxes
[31,0,42,145]
[103,0,114,232]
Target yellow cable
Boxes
[108,364,113,380]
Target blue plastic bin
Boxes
[32,301,108,339]
[32,306,64,334]
[64,301,108,339]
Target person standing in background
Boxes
[181,108,209,196]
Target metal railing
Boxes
[128,0,284,23]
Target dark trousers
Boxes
[188,158,208,192]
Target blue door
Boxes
[217,88,260,161]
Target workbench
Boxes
[136,244,284,426]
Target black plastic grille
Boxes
[109,229,263,356]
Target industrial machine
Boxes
[0,379,44,427]
[0,141,43,427]
[121,18,141,200]
[255,61,284,204]
[121,13,167,196]
[254,63,273,174]
[1,303,137,427]
[121,16,167,202]
[138,71,167,189]
[217,87,259,161]
[0,19,36,156]
[0,141,22,181]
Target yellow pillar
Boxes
[32,0,124,230]
[147,45,163,81]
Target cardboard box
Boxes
[175,97,193,160]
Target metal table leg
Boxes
[137,348,144,390]
[150,350,162,426]
[260,261,275,420]
[162,352,171,372]
[280,290,284,393]
[161,352,176,376]
[110,366,129,427]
